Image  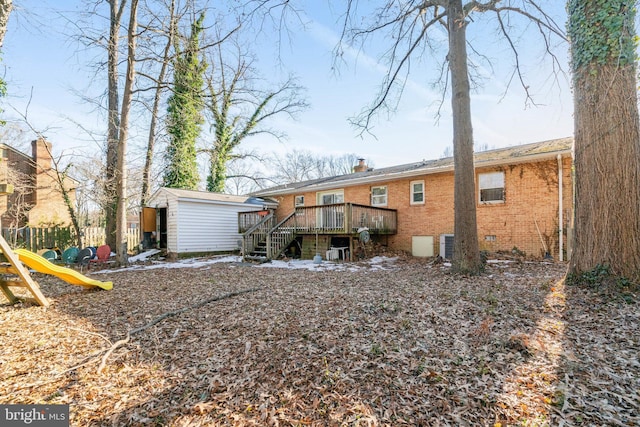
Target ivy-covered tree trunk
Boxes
[448,0,481,274]
[568,0,640,281]
[207,146,231,192]
[163,13,206,190]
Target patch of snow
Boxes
[93,255,402,274]
[368,256,398,265]
[96,255,243,274]
[128,249,161,263]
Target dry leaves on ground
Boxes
[0,256,638,426]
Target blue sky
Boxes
[2,0,573,169]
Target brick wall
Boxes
[269,156,573,259]
[0,140,76,228]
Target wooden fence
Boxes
[1,226,140,252]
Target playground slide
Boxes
[14,249,113,290]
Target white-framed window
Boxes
[294,195,304,207]
[478,171,505,203]
[317,190,344,205]
[371,186,388,206]
[410,180,425,205]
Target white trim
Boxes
[371,185,388,206]
[478,171,505,204]
[410,180,425,205]
[316,189,344,205]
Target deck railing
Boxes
[349,204,397,234]
[239,204,397,260]
[266,212,299,259]
[240,212,276,256]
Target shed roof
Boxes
[150,187,277,207]
[253,137,573,197]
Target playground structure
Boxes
[0,235,113,307]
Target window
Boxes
[479,171,505,203]
[371,186,387,206]
[294,195,304,207]
[410,180,425,205]
[317,190,344,205]
[316,190,345,229]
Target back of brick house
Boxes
[253,138,573,260]
[0,138,77,228]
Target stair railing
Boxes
[242,212,276,257]
[266,210,299,259]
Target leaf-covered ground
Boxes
[1,256,638,426]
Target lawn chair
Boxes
[61,247,79,266]
[77,247,94,272]
[89,244,111,269]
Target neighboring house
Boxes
[144,187,278,256]
[0,138,77,228]
[247,137,573,261]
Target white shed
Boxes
[145,188,276,255]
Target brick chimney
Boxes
[353,158,368,173]
[32,138,53,172]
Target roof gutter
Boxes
[258,149,572,197]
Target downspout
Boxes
[557,154,563,262]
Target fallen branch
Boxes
[97,333,130,374]
[96,288,261,374]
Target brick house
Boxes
[0,138,77,228]
[243,137,573,261]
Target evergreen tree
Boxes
[164,13,206,190]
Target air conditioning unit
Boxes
[439,234,454,259]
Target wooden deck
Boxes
[239,203,397,260]
[240,203,397,235]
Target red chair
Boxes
[89,244,112,269]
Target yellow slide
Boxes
[14,249,113,290]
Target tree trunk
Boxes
[141,0,175,208]
[570,64,640,279]
[448,0,481,274]
[105,0,124,251]
[568,0,640,282]
[115,0,138,265]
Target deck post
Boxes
[345,203,352,234]
[266,233,272,259]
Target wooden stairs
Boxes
[242,212,298,262]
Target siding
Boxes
[166,194,179,253]
[176,201,260,253]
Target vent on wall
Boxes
[439,234,454,259]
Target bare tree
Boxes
[138,0,177,207]
[104,0,127,251]
[2,168,33,246]
[113,0,139,264]
[223,158,268,195]
[203,38,308,192]
[338,1,564,274]
[267,149,364,184]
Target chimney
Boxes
[353,158,368,173]
[32,138,53,171]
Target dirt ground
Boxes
[0,255,638,426]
